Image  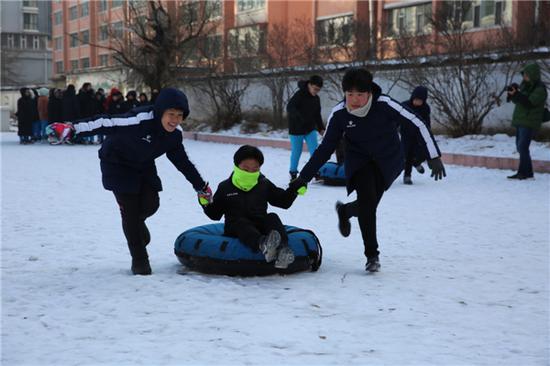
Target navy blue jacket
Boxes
[74,88,205,194]
[401,86,432,160]
[299,84,441,193]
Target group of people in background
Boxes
[15,82,160,145]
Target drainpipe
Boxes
[368,0,374,57]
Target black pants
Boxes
[224,213,288,251]
[113,181,160,260]
[342,162,385,258]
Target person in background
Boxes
[47,88,64,125]
[16,87,37,144]
[138,92,149,107]
[106,88,124,115]
[507,62,548,180]
[286,75,325,181]
[36,87,49,143]
[61,84,80,123]
[401,86,431,185]
[77,82,96,144]
[150,89,160,104]
[122,90,139,112]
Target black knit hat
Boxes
[234,145,264,166]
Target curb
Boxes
[183,131,550,173]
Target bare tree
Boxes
[392,2,525,137]
[91,0,220,91]
[1,48,21,86]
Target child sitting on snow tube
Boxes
[200,145,304,269]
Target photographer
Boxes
[507,63,548,180]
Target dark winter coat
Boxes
[16,88,38,136]
[47,93,64,124]
[511,63,548,130]
[107,98,125,115]
[92,93,106,115]
[73,88,205,194]
[287,80,324,135]
[299,83,441,193]
[203,174,297,227]
[77,89,96,118]
[401,86,432,162]
[61,87,80,122]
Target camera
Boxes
[507,83,519,92]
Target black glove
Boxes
[428,158,446,181]
[288,177,307,194]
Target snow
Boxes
[1,132,549,365]
[198,127,550,161]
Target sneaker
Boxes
[365,256,381,272]
[289,171,298,181]
[414,164,425,174]
[131,257,152,275]
[403,176,413,185]
[142,222,151,246]
[259,230,281,263]
[274,246,295,269]
[335,201,351,237]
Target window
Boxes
[203,34,222,58]
[81,58,90,69]
[56,61,64,73]
[81,1,89,17]
[99,25,109,41]
[99,0,107,12]
[81,30,89,44]
[70,33,79,47]
[54,36,63,50]
[181,1,200,24]
[442,0,511,29]
[228,25,265,57]
[71,59,79,71]
[32,36,40,49]
[7,34,15,48]
[54,11,62,25]
[316,15,354,46]
[23,0,38,7]
[20,35,27,49]
[237,0,265,12]
[206,0,222,19]
[112,0,124,8]
[69,6,78,20]
[23,13,38,31]
[99,54,109,66]
[112,21,124,38]
[386,3,432,37]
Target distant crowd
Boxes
[15,83,160,144]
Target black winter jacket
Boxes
[73,88,205,194]
[287,80,324,135]
[62,88,80,122]
[299,83,441,193]
[16,88,38,136]
[401,86,432,159]
[203,174,297,226]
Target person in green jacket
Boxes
[507,62,548,180]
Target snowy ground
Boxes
[204,124,550,161]
[1,132,549,366]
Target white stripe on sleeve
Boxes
[74,111,154,134]
[323,101,345,138]
[378,95,439,159]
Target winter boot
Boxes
[274,246,295,269]
[365,256,381,273]
[259,230,281,263]
[403,175,413,185]
[414,164,425,174]
[335,201,351,237]
[131,257,152,275]
[289,171,298,182]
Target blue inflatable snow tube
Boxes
[174,224,322,276]
[319,162,346,186]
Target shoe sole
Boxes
[274,248,295,269]
[262,231,281,263]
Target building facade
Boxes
[0,0,52,87]
[50,0,549,86]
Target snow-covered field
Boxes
[1,132,549,366]
[203,124,550,161]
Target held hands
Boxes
[428,158,446,181]
[289,177,308,196]
[197,183,213,206]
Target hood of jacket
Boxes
[37,87,49,97]
[153,88,190,121]
[522,63,541,83]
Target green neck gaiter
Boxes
[232,166,260,192]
